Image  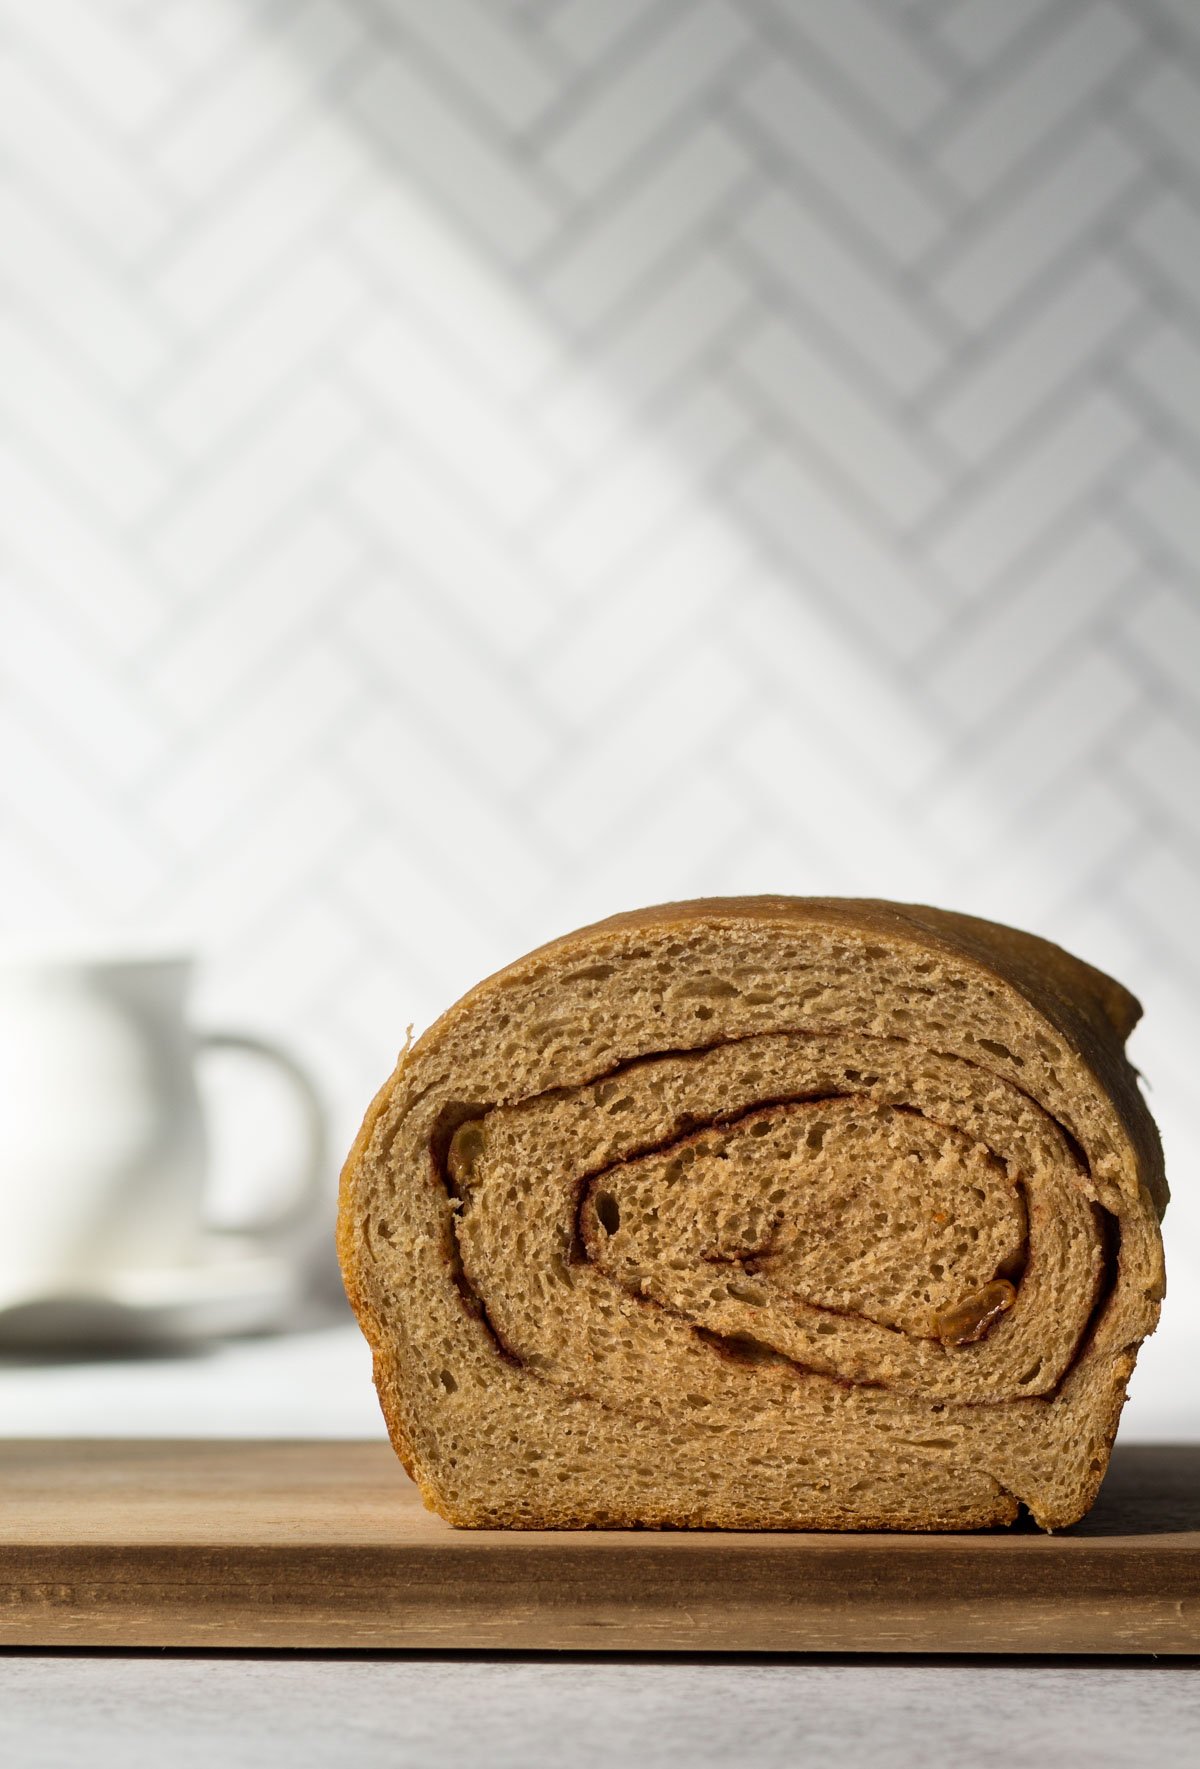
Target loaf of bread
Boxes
[338,898,1166,1530]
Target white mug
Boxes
[0,953,325,1302]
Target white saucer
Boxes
[0,1236,301,1349]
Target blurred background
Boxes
[1,0,1197,1442]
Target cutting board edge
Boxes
[4,1439,1199,1656]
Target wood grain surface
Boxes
[2,1440,1198,1653]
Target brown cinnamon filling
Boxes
[932,1279,1017,1346]
[427,1043,1113,1399]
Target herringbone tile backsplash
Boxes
[2,1,1198,1402]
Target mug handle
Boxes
[196,1031,326,1251]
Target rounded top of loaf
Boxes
[520,896,1144,1043]
[348,896,1163,1224]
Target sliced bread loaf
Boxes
[338,898,1166,1529]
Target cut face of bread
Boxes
[338,898,1166,1530]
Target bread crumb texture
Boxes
[337,897,1166,1531]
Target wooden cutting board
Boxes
[2,1439,1198,1654]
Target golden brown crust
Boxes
[336,1039,424,1491]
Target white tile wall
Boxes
[1,0,1198,1425]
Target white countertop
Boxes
[2,1315,1198,1768]
[0,1311,385,1440]
[2,1654,1198,1769]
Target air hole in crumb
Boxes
[703,1332,781,1366]
[750,1120,772,1138]
[978,1038,1022,1066]
[438,1370,457,1393]
[595,1191,621,1235]
[674,976,740,1000]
